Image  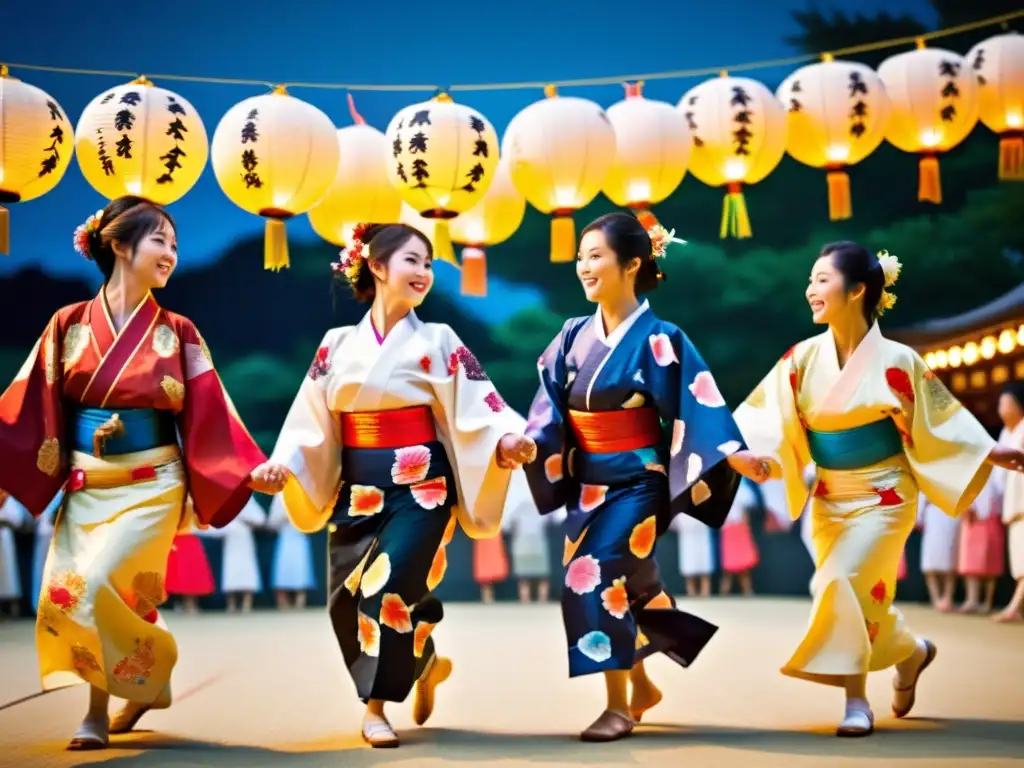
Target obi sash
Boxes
[340,406,437,449]
[72,407,178,457]
[339,406,451,490]
[806,418,903,471]
[568,408,661,454]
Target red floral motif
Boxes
[875,486,903,506]
[870,579,887,603]
[484,391,507,412]
[448,345,489,381]
[68,469,86,492]
[45,571,87,615]
[112,636,156,685]
[789,368,799,394]
[419,355,432,374]
[865,620,880,644]
[781,344,797,361]
[885,367,914,403]
[813,479,829,497]
[308,346,330,381]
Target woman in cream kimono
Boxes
[917,491,959,612]
[213,496,267,613]
[670,514,715,596]
[256,223,535,748]
[0,491,27,617]
[734,241,1024,737]
[995,383,1024,622]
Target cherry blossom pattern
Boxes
[870,579,887,604]
[131,571,164,623]
[413,621,435,658]
[72,645,102,677]
[411,477,448,510]
[358,612,381,656]
[565,555,601,595]
[392,445,431,485]
[360,553,391,597]
[689,371,726,408]
[885,367,915,405]
[484,390,507,413]
[686,453,703,484]
[448,345,489,381]
[628,516,657,558]
[308,346,330,381]
[866,620,880,644]
[419,355,432,374]
[112,636,156,685]
[544,453,563,483]
[380,593,413,633]
[601,578,629,619]
[349,485,385,517]
[579,484,608,513]
[670,419,686,456]
[344,549,372,595]
[45,571,87,615]
[649,333,679,367]
[577,630,613,663]
[427,545,448,591]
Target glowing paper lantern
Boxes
[777,59,890,220]
[449,157,526,296]
[384,93,499,266]
[76,77,207,206]
[307,95,402,246]
[211,86,339,270]
[966,32,1024,181]
[0,67,75,255]
[602,81,691,229]
[677,75,787,238]
[502,86,616,262]
[878,43,980,204]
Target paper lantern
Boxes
[384,93,499,266]
[678,75,786,238]
[502,85,616,262]
[966,32,1024,181]
[211,86,339,270]
[602,81,691,229]
[450,157,526,296]
[76,77,207,206]
[777,60,890,221]
[307,96,402,246]
[0,67,75,255]
[878,43,980,204]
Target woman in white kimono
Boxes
[255,223,535,748]
[917,491,959,612]
[268,495,315,610]
[995,383,1024,623]
[671,514,715,596]
[214,496,266,613]
[734,241,1024,737]
[0,491,27,617]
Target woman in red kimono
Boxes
[0,196,276,750]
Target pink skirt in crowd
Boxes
[165,534,216,596]
[958,515,1006,578]
[720,520,759,573]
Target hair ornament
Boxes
[875,249,901,316]
[332,222,371,284]
[646,223,686,260]
[73,209,105,260]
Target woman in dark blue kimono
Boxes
[523,213,770,741]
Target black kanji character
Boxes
[243,171,263,188]
[46,100,63,121]
[848,72,868,96]
[735,110,752,124]
[730,87,752,107]
[469,115,485,133]
[473,139,489,157]
[850,122,866,138]
[411,158,429,187]
[115,109,135,131]
[116,135,133,159]
[247,109,259,120]
[410,110,431,127]
[465,163,485,183]
[409,132,428,153]
[684,111,698,130]
[241,122,258,143]
[396,162,407,183]
[241,149,258,171]
[850,101,868,118]
[791,80,802,93]
[167,98,186,116]
[120,91,142,106]
[100,93,116,105]
[393,136,403,158]
[166,118,187,141]
[941,104,957,121]
[941,81,960,99]
[39,155,59,176]
[939,61,961,78]
[789,99,803,112]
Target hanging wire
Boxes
[1,10,1020,94]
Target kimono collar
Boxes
[594,299,650,349]
[363,308,420,344]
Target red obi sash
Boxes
[567,408,662,454]
[340,406,437,449]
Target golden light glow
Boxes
[627,180,652,202]
[993,365,1009,384]
[920,129,942,148]
[1007,112,1023,129]
[980,336,997,360]
[1018,324,1024,345]
[934,349,948,369]
[963,342,980,365]
[724,158,747,182]
[970,370,987,388]
[827,144,851,163]
[998,329,1017,355]
[948,346,963,368]
[925,352,937,368]
[952,372,967,392]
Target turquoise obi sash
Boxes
[806,418,903,471]
[72,408,178,456]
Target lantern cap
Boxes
[0,64,8,78]
[432,91,453,103]
[544,84,558,98]
[131,75,154,87]
[623,81,644,98]
[271,84,289,96]
[719,70,729,78]
[915,37,927,49]
[821,52,835,63]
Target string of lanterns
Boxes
[0,18,1021,297]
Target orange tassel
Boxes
[998,134,1024,181]
[0,206,8,256]
[633,208,658,230]
[826,170,852,221]
[460,247,487,297]
[918,154,942,204]
[550,214,576,263]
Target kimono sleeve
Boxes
[178,322,267,529]
[888,350,994,517]
[733,346,812,520]
[662,329,747,529]
[0,313,67,516]
[269,329,345,534]
[430,326,527,539]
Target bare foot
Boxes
[935,599,952,613]
[109,701,151,734]
[993,610,1024,623]
[413,656,452,726]
[957,602,981,614]
[629,677,663,722]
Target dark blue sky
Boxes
[1,0,937,321]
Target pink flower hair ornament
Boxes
[72,209,105,260]
[331,222,372,285]
[646,223,686,260]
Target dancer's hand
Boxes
[988,444,1024,472]
[496,433,537,470]
[727,450,775,483]
[249,462,289,494]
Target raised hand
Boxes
[496,433,538,470]
[249,462,289,494]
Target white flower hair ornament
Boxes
[647,223,687,260]
[72,209,105,260]
[876,250,902,315]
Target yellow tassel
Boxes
[431,219,456,266]
[918,155,942,204]
[550,214,576,262]
[0,206,8,256]
[826,170,852,220]
[633,208,658,230]
[460,246,487,297]
[998,135,1024,181]
[264,219,289,271]
[719,184,752,239]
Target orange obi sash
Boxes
[567,408,662,454]
[341,406,437,449]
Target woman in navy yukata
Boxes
[523,213,771,742]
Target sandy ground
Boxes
[0,597,1022,767]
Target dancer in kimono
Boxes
[502,470,559,603]
[734,241,1024,737]
[269,494,316,610]
[957,471,1004,614]
[0,490,27,617]
[523,213,770,742]
[719,478,760,595]
[255,222,535,748]
[995,382,1024,622]
[0,196,273,750]
[217,495,266,613]
[917,491,959,611]
[671,514,715,596]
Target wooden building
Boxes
[890,282,1024,431]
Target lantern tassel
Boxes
[264,219,289,271]
[431,220,456,266]
[826,170,852,221]
[550,214,576,263]
[998,134,1024,181]
[918,155,942,204]
[460,247,487,297]
[633,208,658,230]
[0,206,8,256]
[720,184,752,239]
